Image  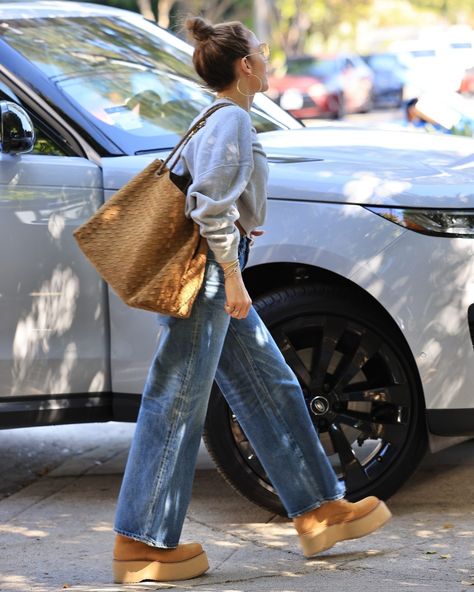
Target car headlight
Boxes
[308,83,326,99]
[365,207,474,238]
[280,90,304,111]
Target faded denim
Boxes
[114,237,345,548]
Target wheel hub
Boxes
[310,395,331,416]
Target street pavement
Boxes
[0,422,473,592]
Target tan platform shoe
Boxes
[293,496,392,557]
[113,533,209,583]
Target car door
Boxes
[0,80,110,427]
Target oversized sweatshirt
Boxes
[173,98,269,264]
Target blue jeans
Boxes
[114,237,345,548]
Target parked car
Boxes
[390,40,465,100]
[267,54,374,120]
[460,65,474,95]
[361,53,405,108]
[2,2,474,516]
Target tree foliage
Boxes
[409,0,473,14]
[73,0,474,55]
[83,0,251,28]
[267,0,373,55]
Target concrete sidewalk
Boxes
[0,431,473,592]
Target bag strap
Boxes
[157,102,232,175]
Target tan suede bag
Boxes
[73,103,229,318]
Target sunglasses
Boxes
[244,42,270,62]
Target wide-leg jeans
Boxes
[114,237,345,548]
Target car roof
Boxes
[0,1,134,18]
[288,55,340,61]
[0,2,193,56]
[287,54,363,64]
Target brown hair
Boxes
[184,16,251,92]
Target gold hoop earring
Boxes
[237,74,263,97]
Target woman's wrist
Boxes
[224,269,242,283]
[220,259,241,279]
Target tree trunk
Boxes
[136,0,155,21]
[254,0,272,45]
[158,0,177,28]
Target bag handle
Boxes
[156,102,232,176]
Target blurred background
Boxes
[14,0,474,132]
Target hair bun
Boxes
[185,16,214,43]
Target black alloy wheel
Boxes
[204,284,427,515]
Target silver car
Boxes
[1,2,474,515]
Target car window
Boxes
[0,82,68,156]
[287,58,339,78]
[450,42,473,49]
[409,49,437,58]
[0,15,287,154]
[364,54,399,71]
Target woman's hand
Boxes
[223,271,252,319]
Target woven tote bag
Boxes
[73,103,229,318]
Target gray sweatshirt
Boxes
[174,99,269,264]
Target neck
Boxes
[216,88,253,111]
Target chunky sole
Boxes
[299,501,392,558]
[113,551,209,583]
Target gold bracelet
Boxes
[224,267,240,279]
[221,259,239,272]
[224,261,240,277]
[223,260,240,278]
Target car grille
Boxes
[468,304,474,350]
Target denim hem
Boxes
[113,527,178,549]
[287,492,347,519]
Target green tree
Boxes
[409,0,474,22]
[69,0,251,30]
[265,0,373,56]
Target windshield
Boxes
[364,54,401,71]
[0,14,298,153]
[287,58,339,78]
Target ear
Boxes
[240,56,252,75]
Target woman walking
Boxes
[112,16,392,584]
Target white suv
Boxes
[1,2,473,515]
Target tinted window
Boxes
[409,49,436,58]
[287,58,339,78]
[364,54,400,71]
[450,42,473,49]
[0,15,285,153]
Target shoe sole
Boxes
[299,501,392,558]
[113,551,209,583]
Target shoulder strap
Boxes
[157,103,232,175]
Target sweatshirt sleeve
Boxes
[183,107,254,264]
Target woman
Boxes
[112,16,392,584]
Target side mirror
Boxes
[0,101,35,154]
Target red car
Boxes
[267,54,374,120]
[460,66,474,94]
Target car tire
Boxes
[332,93,345,119]
[203,283,427,515]
[396,89,404,108]
[359,92,374,113]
